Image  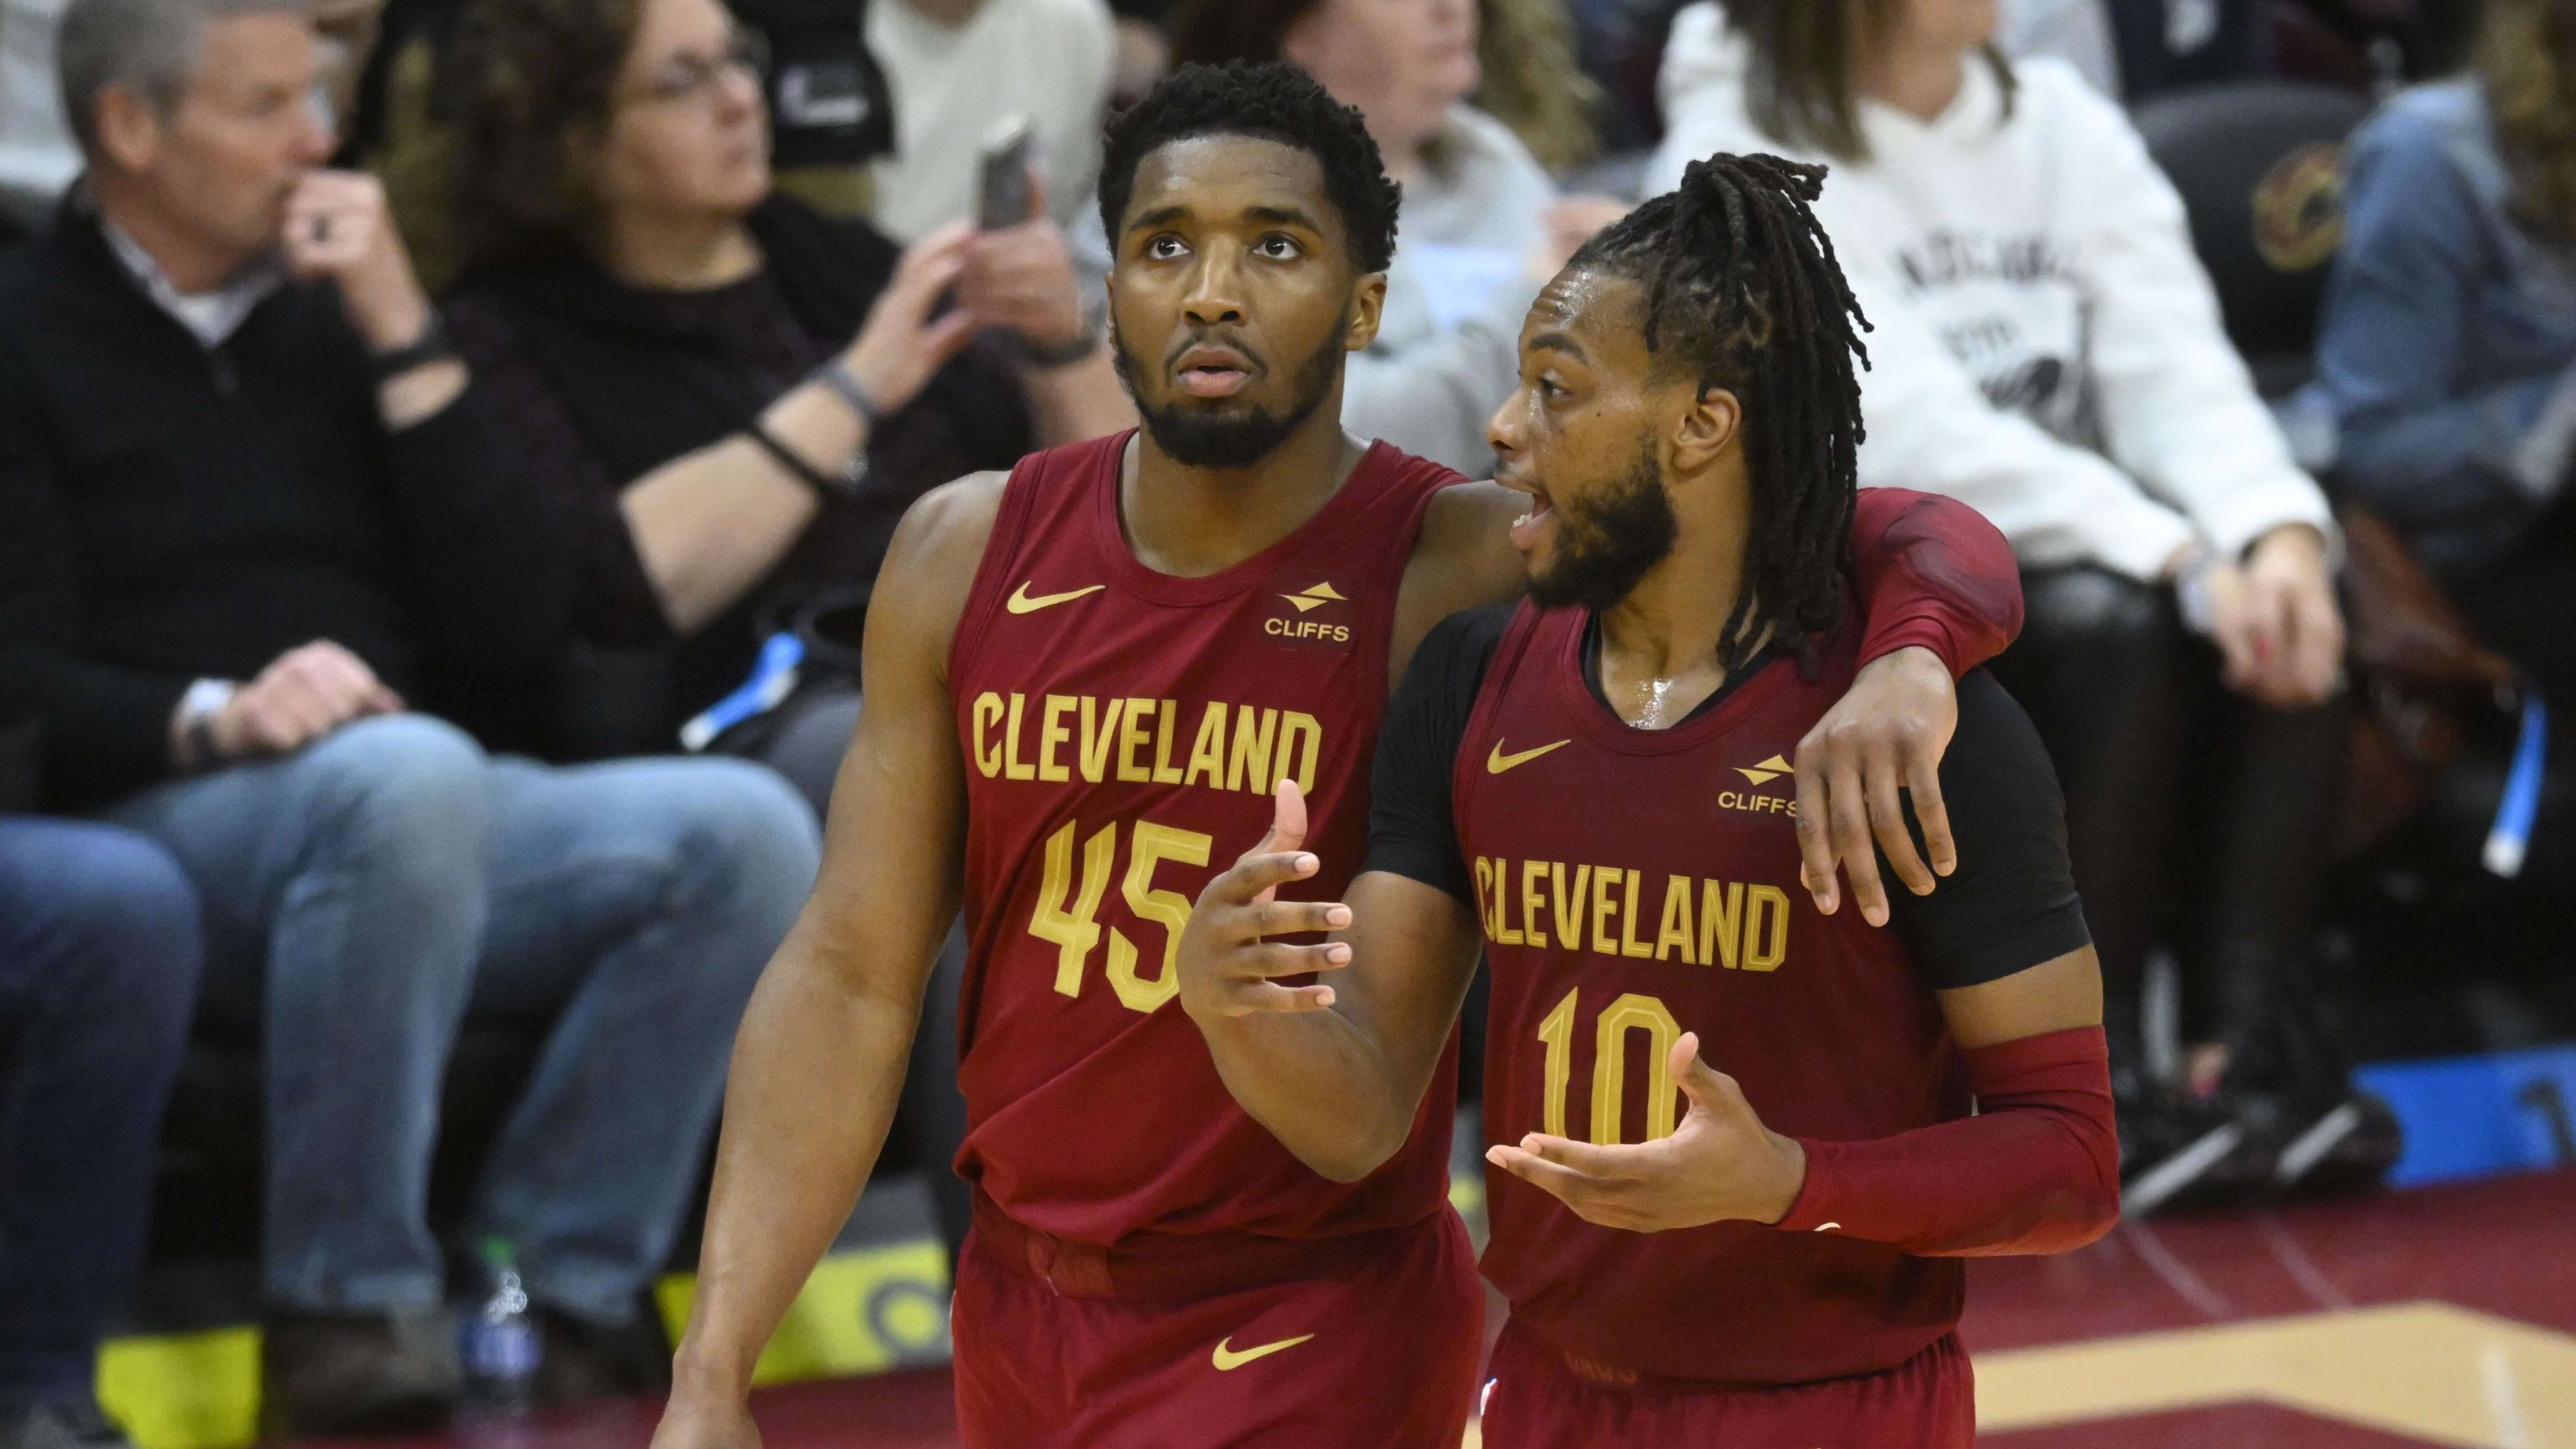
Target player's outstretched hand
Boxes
[1484,1032,1807,1232]
[1792,645,1957,928]
[1176,781,1355,1021]
[649,1391,762,1449]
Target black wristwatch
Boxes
[369,313,455,384]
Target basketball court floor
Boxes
[280,1168,2575,1449]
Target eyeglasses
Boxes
[629,29,771,107]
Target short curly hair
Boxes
[436,0,645,269]
[1098,61,1401,275]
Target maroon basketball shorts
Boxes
[1477,1318,1975,1448]
[950,1206,1483,1449]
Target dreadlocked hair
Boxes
[1567,152,1870,673]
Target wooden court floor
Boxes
[300,1170,2576,1449]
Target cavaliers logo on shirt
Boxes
[1259,569,1356,653]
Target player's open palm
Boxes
[1486,1032,1808,1233]
[1176,781,1354,1020]
[648,1391,761,1449]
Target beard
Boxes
[1526,442,1680,612]
[1113,319,1346,469]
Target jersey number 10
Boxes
[1536,988,1688,1145]
[1030,818,1214,1014]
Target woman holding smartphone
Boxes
[437,0,1131,805]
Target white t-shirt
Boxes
[1650,5,2331,578]
[863,0,1114,243]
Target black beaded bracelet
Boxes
[747,419,862,499]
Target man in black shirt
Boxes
[0,0,822,1431]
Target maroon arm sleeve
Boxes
[1773,1025,2119,1256]
[1847,488,2025,678]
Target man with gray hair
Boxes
[0,0,826,1433]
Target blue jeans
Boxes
[102,715,819,1322]
[0,820,203,1412]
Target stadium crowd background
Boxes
[0,0,2571,1444]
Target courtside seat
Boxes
[2133,79,2368,398]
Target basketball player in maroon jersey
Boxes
[1177,154,2120,1447]
[652,68,2028,1449]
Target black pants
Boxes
[1989,569,2347,1082]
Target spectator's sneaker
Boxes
[532,1304,673,1407]
[2117,1083,2277,1216]
[260,1307,460,1438]
[2272,1089,2405,1197]
[0,1401,133,1449]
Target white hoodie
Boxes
[1649,5,2332,579]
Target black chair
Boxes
[2135,79,2372,399]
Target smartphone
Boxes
[976,114,1036,231]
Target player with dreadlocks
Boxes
[1176,152,2121,1447]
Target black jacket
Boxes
[0,208,576,807]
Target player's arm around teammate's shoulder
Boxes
[654,472,1008,1449]
[1175,781,1484,1182]
[1790,487,2026,929]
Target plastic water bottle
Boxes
[459,1237,541,1418]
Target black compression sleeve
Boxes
[1360,605,1513,905]
[1884,670,2093,988]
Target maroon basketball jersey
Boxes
[948,432,1460,1246]
[1457,600,1968,1388]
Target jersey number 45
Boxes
[1030,817,1213,1014]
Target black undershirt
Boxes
[1361,605,2092,990]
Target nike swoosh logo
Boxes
[1005,582,1106,614]
[1212,1334,1315,1371]
[1486,738,1570,775]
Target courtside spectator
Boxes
[0,820,200,1449]
[1652,2,2351,1171]
[0,0,820,1431]
[438,0,1130,805]
[1170,0,1629,474]
[2315,0,2576,712]
[438,0,1113,1275]
[864,0,1116,243]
